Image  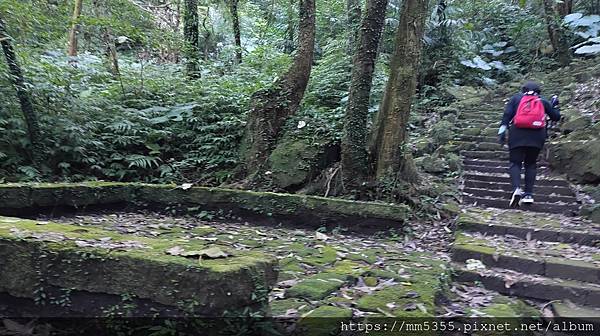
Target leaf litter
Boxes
[38,209,454,318]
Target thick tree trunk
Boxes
[241,0,315,176]
[67,0,84,57]
[346,0,362,53]
[543,0,571,66]
[369,0,428,182]
[556,0,573,16]
[341,0,388,189]
[0,16,42,163]
[183,0,200,78]
[228,0,243,64]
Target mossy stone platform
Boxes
[0,216,277,316]
[0,182,409,231]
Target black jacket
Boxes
[501,93,561,149]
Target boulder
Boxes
[417,155,448,174]
[430,120,455,146]
[548,140,600,183]
[269,137,339,191]
[581,204,600,224]
[562,116,591,134]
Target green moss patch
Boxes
[0,216,277,315]
[0,182,410,232]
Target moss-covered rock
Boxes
[548,140,600,183]
[431,120,455,146]
[562,116,592,134]
[0,183,410,232]
[268,136,339,190]
[0,216,277,316]
[297,305,353,336]
[581,204,600,224]
[417,155,448,174]
[285,272,351,300]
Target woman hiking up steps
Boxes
[498,81,561,207]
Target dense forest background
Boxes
[1,0,599,208]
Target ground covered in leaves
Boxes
[33,210,456,318]
[30,209,545,325]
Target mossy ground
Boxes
[27,210,451,323]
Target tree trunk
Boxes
[67,0,84,57]
[543,0,571,66]
[341,0,388,189]
[241,0,315,176]
[92,0,120,77]
[556,0,573,16]
[183,0,200,78]
[228,0,242,64]
[369,0,428,182]
[0,16,42,163]
[346,0,362,53]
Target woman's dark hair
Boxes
[522,81,541,94]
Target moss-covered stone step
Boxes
[462,150,508,160]
[461,142,504,152]
[0,216,277,316]
[0,183,410,232]
[462,195,580,215]
[458,135,499,143]
[458,208,600,246]
[285,260,365,300]
[452,232,600,284]
[552,302,600,325]
[452,263,600,308]
[465,180,574,196]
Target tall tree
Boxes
[67,0,84,57]
[183,0,201,78]
[227,0,243,63]
[556,0,573,16]
[369,0,429,182]
[341,0,389,190]
[542,0,571,66]
[346,0,362,53]
[0,15,42,163]
[92,0,120,77]
[241,0,316,176]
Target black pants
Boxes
[509,146,541,195]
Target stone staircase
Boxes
[451,96,600,319]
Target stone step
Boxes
[457,208,600,247]
[464,158,550,168]
[462,150,507,160]
[452,263,600,308]
[462,195,580,215]
[458,135,499,143]
[464,173,570,188]
[453,232,600,284]
[463,187,578,204]
[464,180,574,196]
[552,302,600,325]
[462,122,496,130]
[455,141,503,152]
[464,165,551,175]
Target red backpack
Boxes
[513,94,546,129]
